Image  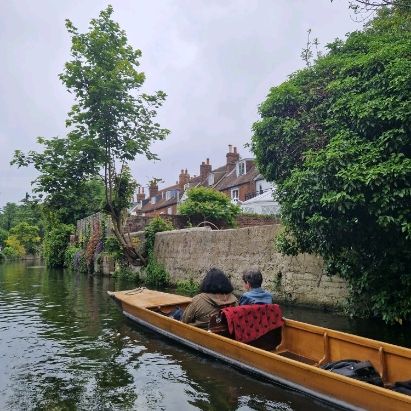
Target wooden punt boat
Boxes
[108,288,411,411]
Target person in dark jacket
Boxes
[181,268,237,328]
[239,269,273,305]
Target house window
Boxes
[167,207,173,215]
[238,161,245,176]
[151,197,156,205]
[231,188,239,201]
[208,173,214,185]
[165,190,175,201]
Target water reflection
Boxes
[0,261,407,410]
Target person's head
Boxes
[242,270,263,289]
[200,268,234,294]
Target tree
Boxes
[9,222,41,255]
[4,236,25,257]
[12,6,169,263]
[0,201,43,236]
[252,7,411,323]
[13,137,105,226]
[0,228,8,247]
[178,187,241,227]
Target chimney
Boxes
[178,169,190,190]
[136,187,145,202]
[226,145,240,172]
[149,181,159,198]
[200,157,212,180]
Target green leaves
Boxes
[178,187,241,227]
[253,7,411,323]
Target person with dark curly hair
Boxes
[239,269,273,305]
[181,268,237,327]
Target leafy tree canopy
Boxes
[252,6,411,323]
[9,222,41,255]
[0,201,42,232]
[178,187,241,227]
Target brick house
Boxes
[131,145,275,216]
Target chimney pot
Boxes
[206,158,209,165]
[234,146,237,154]
[228,144,233,153]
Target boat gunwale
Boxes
[284,318,411,358]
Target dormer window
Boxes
[237,161,246,176]
[151,196,156,205]
[165,190,176,201]
[208,173,214,185]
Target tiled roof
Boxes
[141,195,178,212]
[213,163,259,191]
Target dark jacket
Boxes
[181,292,237,328]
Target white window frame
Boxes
[231,188,239,201]
[237,161,245,176]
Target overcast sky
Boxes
[0,0,362,207]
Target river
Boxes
[0,261,409,411]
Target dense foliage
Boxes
[43,224,75,268]
[0,201,43,233]
[0,202,43,257]
[144,217,174,255]
[9,222,41,255]
[178,187,241,227]
[252,7,411,323]
[143,217,174,288]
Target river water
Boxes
[0,261,409,411]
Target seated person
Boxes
[239,269,273,305]
[181,268,237,328]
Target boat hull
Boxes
[110,290,411,411]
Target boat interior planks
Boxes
[108,288,411,411]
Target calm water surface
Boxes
[0,262,409,411]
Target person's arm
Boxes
[181,296,199,323]
[239,294,252,306]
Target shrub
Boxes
[64,245,81,269]
[112,266,140,281]
[176,278,199,296]
[43,223,74,267]
[144,255,170,288]
[5,235,25,257]
[2,246,21,259]
[104,236,126,265]
[0,251,5,262]
[178,186,240,227]
[144,217,174,255]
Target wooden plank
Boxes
[109,288,192,308]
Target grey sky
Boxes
[0,0,361,207]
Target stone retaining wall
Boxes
[154,225,348,308]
